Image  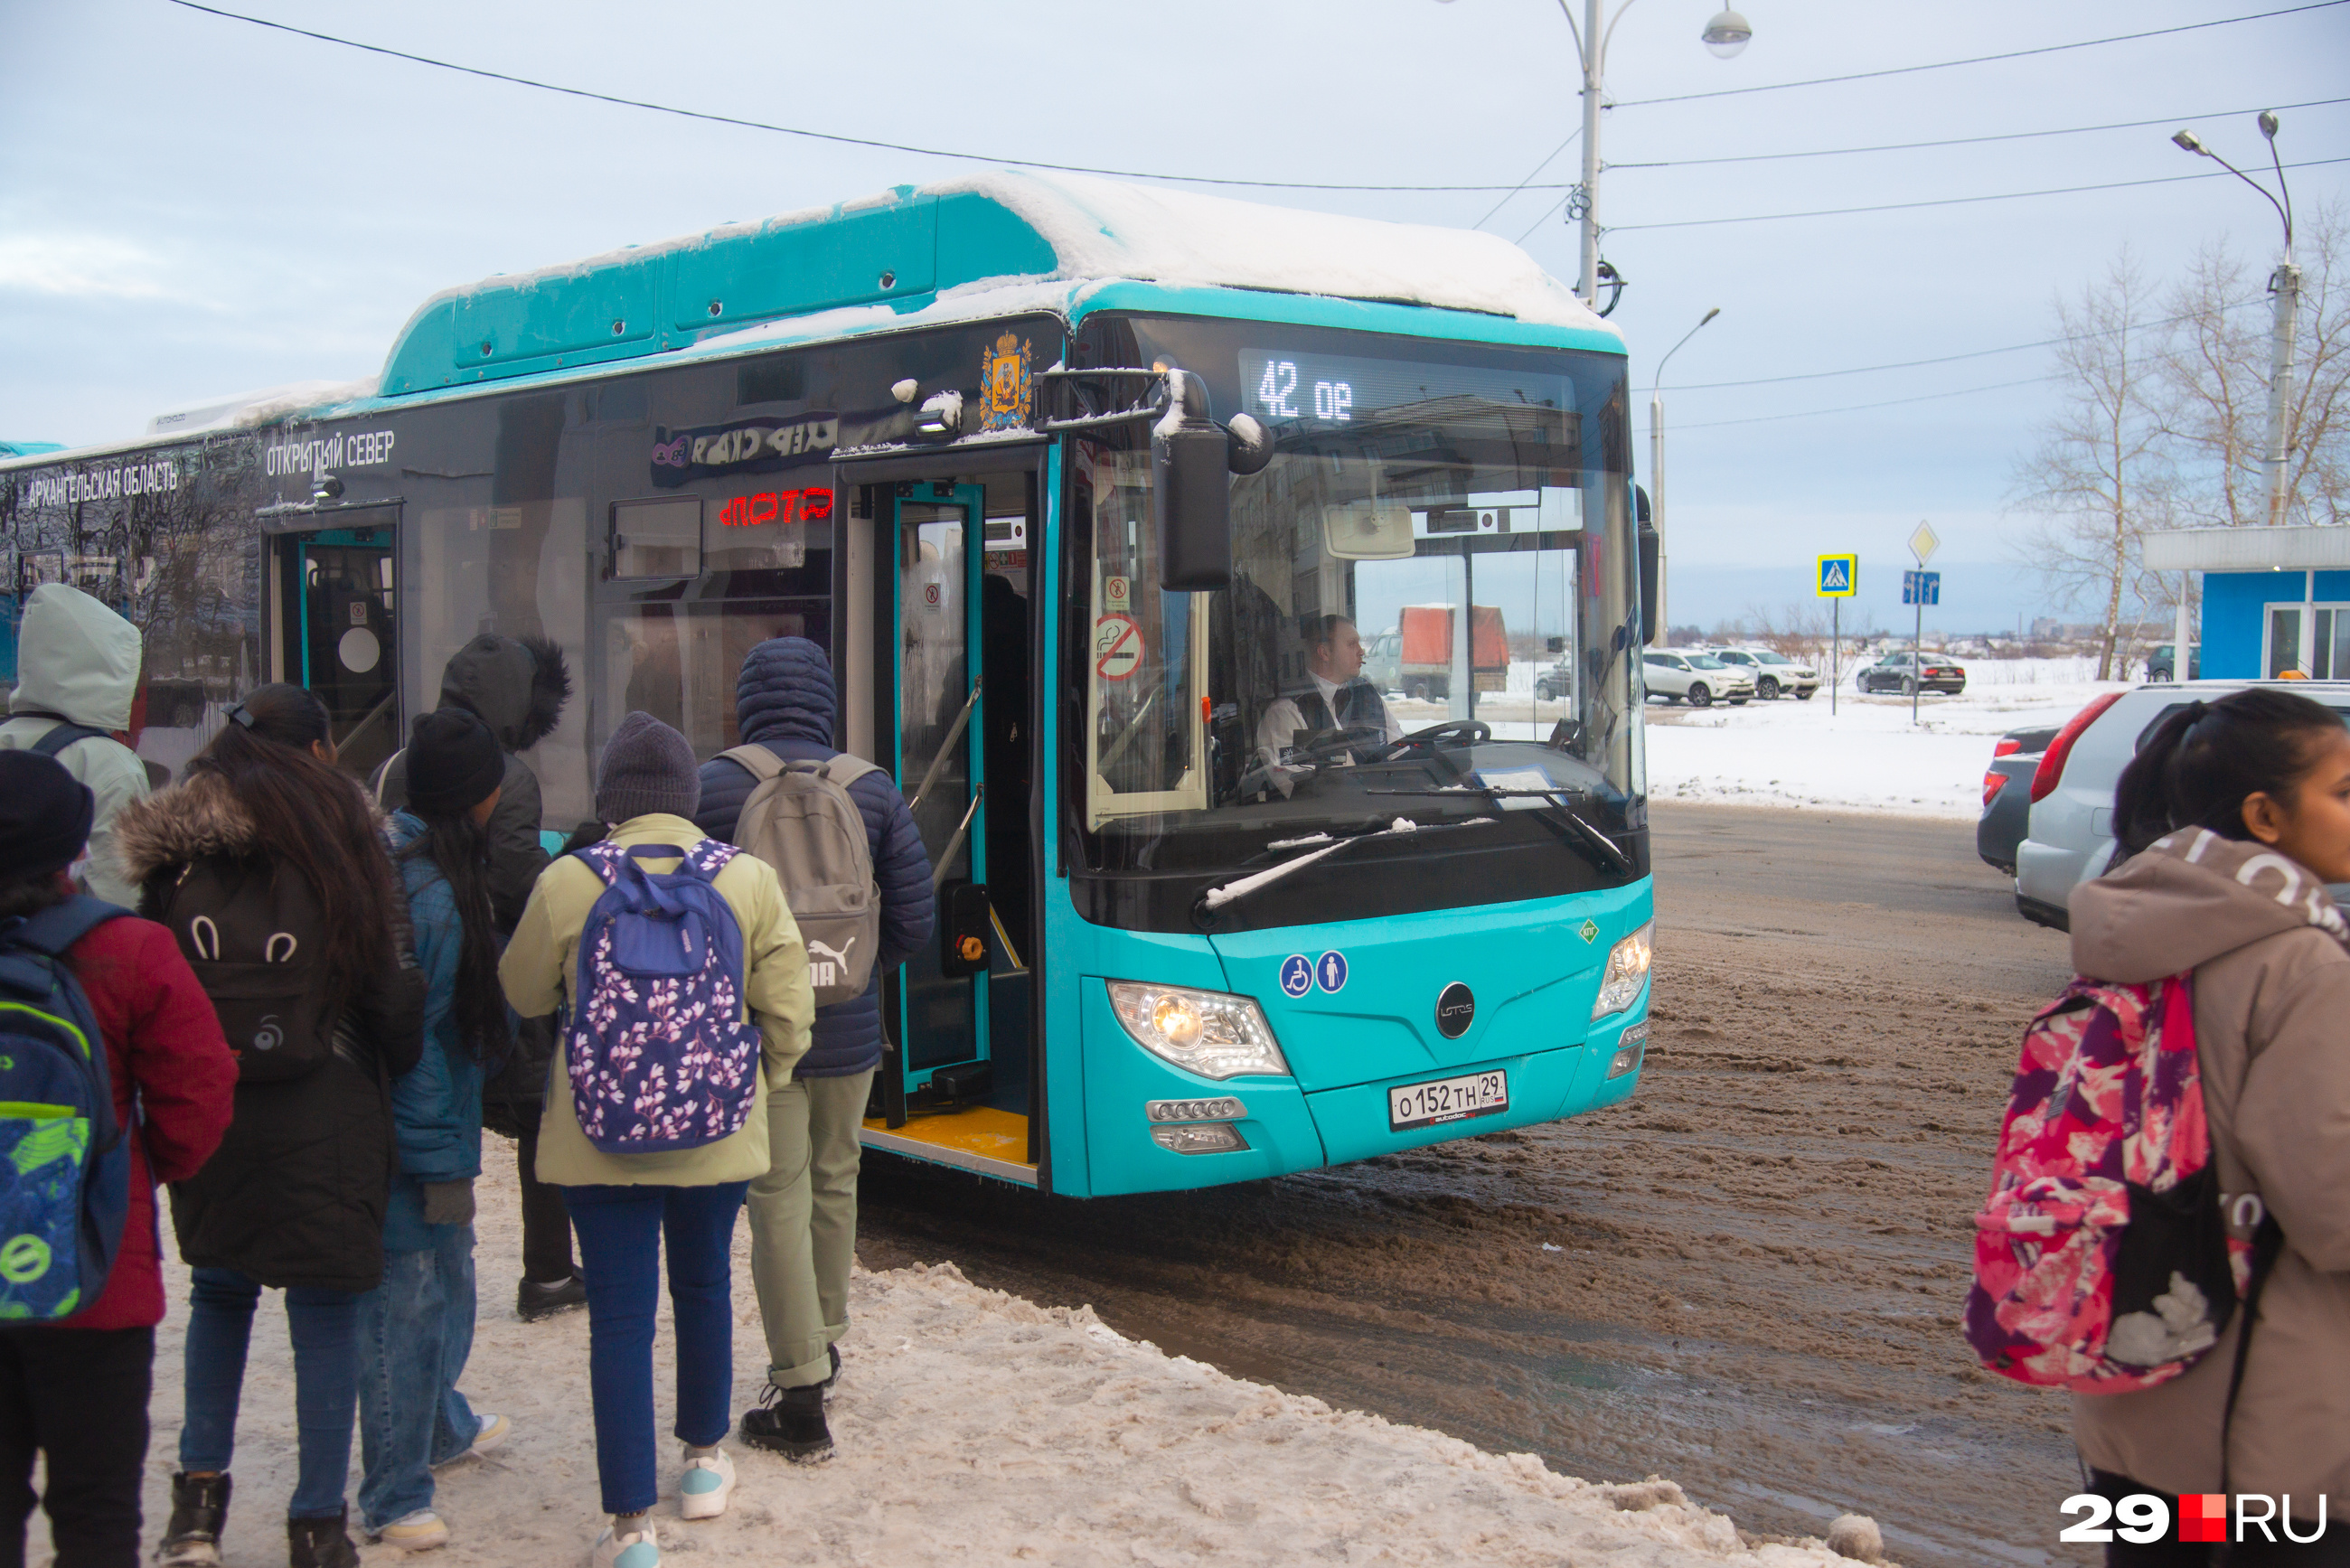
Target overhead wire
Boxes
[1610,155,2350,232]
[159,0,1546,192]
[1612,0,2350,108]
[1672,376,2057,430]
[1605,95,2350,170]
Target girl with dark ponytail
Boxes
[354,709,514,1549]
[2069,686,2350,1560]
[112,683,424,1568]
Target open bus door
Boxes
[267,509,401,782]
[860,477,1038,1187]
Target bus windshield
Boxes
[1067,317,1642,930]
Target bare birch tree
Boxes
[2158,198,2350,528]
[2013,252,2175,681]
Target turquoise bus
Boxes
[0,174,1656,1197]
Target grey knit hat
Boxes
[595,711,700,822]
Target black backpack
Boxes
[153,859,337,1084]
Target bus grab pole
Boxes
[907,682,982,816]
[930,785,984,894]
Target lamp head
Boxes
[2172,129,2208,156]
[1700,7,1752,58]
[1699,306,1722,326]
[2259,110,2280,141]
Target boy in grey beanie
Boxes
[595,711,700,823]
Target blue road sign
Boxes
[1902,570,1941,606]
[1816,554,1857,597]
[1279,954,1315,999]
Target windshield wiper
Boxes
[1368,784,1634,876]
[1194,816,1495,919]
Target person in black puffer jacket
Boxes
[694,636,932,1460]
[115,684,424,1568]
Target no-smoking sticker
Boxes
[1095,614,1143,681]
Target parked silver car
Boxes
[1701,646,1819,700]
[2014,680,2350,929]
[1641,650,1753,707]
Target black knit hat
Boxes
[0,752,95,883]
[595,711,700,822]
[407,709,504,814]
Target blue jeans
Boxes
[356,1225,481,1531]
[179,1269,361,1520]
[562,1182,747,1516]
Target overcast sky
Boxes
[5,0,2345,634]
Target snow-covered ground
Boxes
[83,1141,1885,1567]
[1642,659,2127,821]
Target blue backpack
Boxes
[564,841,760,1154]
[0,897,131,1321]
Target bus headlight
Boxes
[1107,982,1289,1080]
[1590,921,1653,1021]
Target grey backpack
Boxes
[718,746,882,1008]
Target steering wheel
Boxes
[1370,718,1491,759]
[1285,725,1392,765]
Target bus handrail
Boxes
[906,683,982,817]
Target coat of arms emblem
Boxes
[979,331,1034,432]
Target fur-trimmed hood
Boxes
[109,766,388,890]
[109,770,263,890]
[439,634,570,754]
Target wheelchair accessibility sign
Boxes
[1280,954,1315,998]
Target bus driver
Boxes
[1256,614,1405,762]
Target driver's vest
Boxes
[1293,679,1386,736]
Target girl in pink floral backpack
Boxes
[2063,689,2350,1563]
[498,713,813,1568]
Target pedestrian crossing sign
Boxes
[1817,554,1857,598]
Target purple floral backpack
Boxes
[564,840,760,1154]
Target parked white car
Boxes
[1642,650,1753,707]
[2015,679,2350,929]
[1699,646,1819,700]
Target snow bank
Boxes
[98,1147,1873,1568]
[1645,664,2129,821]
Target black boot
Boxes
[287,1506,361,1568]
[740,1384,832,1461]
[156,1472,230,1566]
[517,1269,588,1322]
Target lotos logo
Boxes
[1434,981,1475,1039]
[2063,1491,2326,1545]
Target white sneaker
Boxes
[434,1411,509,1469]
[677,1447,736,1520]
[588,1518,660,1568]
[376,1509,450,1550]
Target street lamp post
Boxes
[2173,115,2300,528]
[1650,306,1721,643]
[1446,1,1751,306]
[2170,113,2298,677]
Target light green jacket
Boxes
[498,813,814,1187]
[1,584,149,907]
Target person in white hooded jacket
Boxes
[0,583,149,907]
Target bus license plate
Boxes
[1387,1069,1509,1131]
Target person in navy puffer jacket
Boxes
[694,636,932,1460]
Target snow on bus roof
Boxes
[143,378,381,437]
[945,172,1608,331]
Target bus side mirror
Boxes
[1635,484,1659,646]
[1152,369,1234,591]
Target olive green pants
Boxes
[747,1069,874,1390]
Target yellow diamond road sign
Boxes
[1908,521,1940,565]
[1816,554,1857,597]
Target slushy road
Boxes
[858,803,2087,1566]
